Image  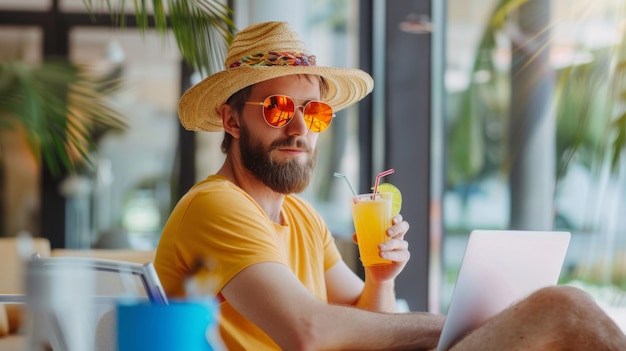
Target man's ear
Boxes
[221,104,240,138]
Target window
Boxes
[69,28,181,249]
[442,0,626,320]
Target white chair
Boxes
[0,256,169,351]
[27,256,168,305]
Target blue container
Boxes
[117,299,219,351]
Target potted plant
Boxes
[0,0,236,236]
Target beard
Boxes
[239,126,317,194]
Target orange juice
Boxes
[351,193,392,266]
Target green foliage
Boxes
[554,53,612,180]
[555,22,626,179]
[0,60,125,175]
[447,0,517,186]
[0,0,236,176]
[447,0,626,188]
[82,0,236,76]
[609,56,626,173]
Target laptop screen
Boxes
[436,230,571,351]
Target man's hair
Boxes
[221,75,330,153]
[221,85,253,153]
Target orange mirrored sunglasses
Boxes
[245,95,334,133]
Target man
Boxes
[154,21,626,350]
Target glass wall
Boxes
[69,29,181,249]
[0,26,42,238]
[0,2,186,249]
[0,0,365,252]
[442,0,626,323]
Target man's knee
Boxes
[525,285,616,331]
[510,285,599,333]
[527,285,592,308]
[523,285,626,348]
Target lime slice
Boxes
[374,183,402,216]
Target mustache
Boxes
[270,137,312,152]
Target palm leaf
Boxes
[82,0,236,75]
[554,55,612,180]
[555,19,626,178]
[447,0,521,186]
[1,0,236,176]
[449,0,626,186]
[0,60,125,175]
[608,19,626,173]
[612,111,626,172]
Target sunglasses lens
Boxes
[304,101,333,132]
[260,95,333,132]
[263,95,295,127]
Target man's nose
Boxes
[285,106,309,135]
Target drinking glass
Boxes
[351,192,393,266]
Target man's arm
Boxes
[325,260,398,313]
[222,262,444,351]
[325,215,412,313]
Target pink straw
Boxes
[373,168,395,195]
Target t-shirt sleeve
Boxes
[174,187,285,295]
[289,195,343,272]
[324,231,342,272]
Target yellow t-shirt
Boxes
[154,174,342,350]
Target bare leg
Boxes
[450,285,626,351]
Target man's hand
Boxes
[353,214,411,283]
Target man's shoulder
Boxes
[283,195,322,217]
[187,174,243,196]
[178,175,252,209]
[284,194,313,207]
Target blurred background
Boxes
[1,0,625,317]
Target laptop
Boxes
[436,230,571,351]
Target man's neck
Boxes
[217,157,285,224]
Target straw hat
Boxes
[178,21,374,132]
